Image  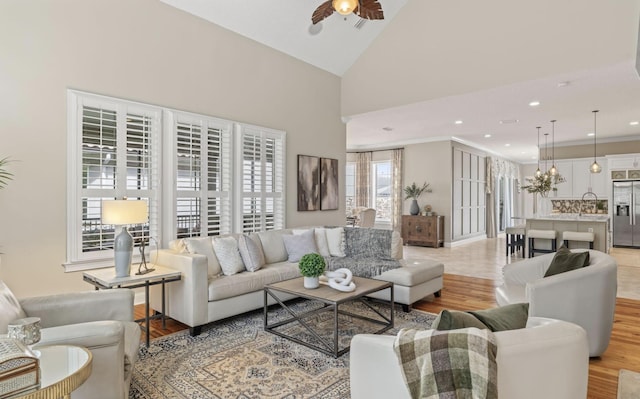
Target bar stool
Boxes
[562,231,595,249]
[505,224,526,257]
[528,229,557,257]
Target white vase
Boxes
[303,276,320,289]
[538,195,552,217]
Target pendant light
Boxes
[543,133,550,181]
[548,120,558,176]
[590,110,602,173]
[535,127,542,177]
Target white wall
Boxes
[0,0,345,297]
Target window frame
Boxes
[371,160,392,223]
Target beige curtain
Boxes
[355,152,371,207]
[391,148,404,232]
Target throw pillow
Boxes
[293,228,331,257]
[325,227,346,257]
[544,246,590,277]
[212,236,245,276]
[238,234,265,272]
[0,281,27,334]
[467,303,529,332]
[431,309,489,331]
[184,237,222,277]
[257,230,289,264]
[283,229,319,262]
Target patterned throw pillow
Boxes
[238,235,265,272]
[283,229,318,262]
[212,236,245,276]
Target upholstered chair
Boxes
[0,281,140,399]
[358,208,376,228]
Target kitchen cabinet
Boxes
[551,157,608,199]
[553,160,573,198]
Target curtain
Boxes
[485,157,497,238]
[391,148,404,232]
[355,152,371,207]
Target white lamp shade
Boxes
[102,200,148,225]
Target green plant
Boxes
[298,253,326,277]
[0,157,13,189]
[521,173,565,197]
[596,200,606,210]
[404,182,432,200]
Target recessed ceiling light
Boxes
[382,127,393,132]
[557,81,570,87]
[499,119,519,124]
[587,133,595,137]
[529,101,540,107]
[454,120,463,125]
[531,156,537,159]
[505,143,511,147]
[630,121,639,126]
[484,134,491,138]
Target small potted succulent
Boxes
[298,253,326,289]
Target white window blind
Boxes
[237,124,285,233]
[173,113,232,238]
[67,92,160,266]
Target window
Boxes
[345,162,355,213]
[66,90,285,271]
[372,161,392,222]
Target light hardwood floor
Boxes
[136,236,640,399]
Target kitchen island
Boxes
[525,214,610,253]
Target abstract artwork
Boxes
[297,155,320,211]
[320,158,339,210]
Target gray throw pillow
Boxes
[238,234,265,272]
[544,246,590,277]
[212,236,245,276]
[467,303,529,332]
[431,309,488,331]
[283,229,318,262]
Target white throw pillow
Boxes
[257,230,289,264]
[212,236,245,276]
[283,229,319,262]
[325,227,346,257]
[184,237,222,277]
[293,228,330,257]
[238,234,265,272]
[0,281,27,334]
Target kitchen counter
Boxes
[525,215,610,253]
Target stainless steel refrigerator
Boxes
[613,181,640,247]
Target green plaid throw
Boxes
[393,327,498,399]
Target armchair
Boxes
[495,249,617,357]
[350,317,589,399]
[1,282,140,399]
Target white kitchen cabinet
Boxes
[551,157,607,199]
[553,160,573,198]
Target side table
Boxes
[82,265,181,347]
[13,345,92,399]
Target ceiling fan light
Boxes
[333,0,358,15]
[590,161,602,174]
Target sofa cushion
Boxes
[207,262,301,301]
[184,237,222,277]
[325,227,346,257]
[431,309,489,331]
[283,229,318,262]
[0,281,27,334]
[212,236,245,276]
[257,230,289,264]
[238,235,265,272]
[544,246,590,277]
[467,303,529,332]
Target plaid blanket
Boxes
[393,327,498,399]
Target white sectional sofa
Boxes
[150,226,444,335]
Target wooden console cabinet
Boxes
[402,215,444,248]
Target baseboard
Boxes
[446,234,487,248]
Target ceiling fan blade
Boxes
[356,0,384,20]
[312,1,335,25]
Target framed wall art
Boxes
[320,157,338,210]
[297,155,320,211]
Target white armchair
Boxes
[350,318,589,399]
[1,282,140,399]
[495,249,617,357]
[358,208,376,228]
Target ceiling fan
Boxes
[312,0,384,25]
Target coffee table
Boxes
[263,276,393,358]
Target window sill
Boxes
[62,256,144,273]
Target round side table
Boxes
[18,345,92,399]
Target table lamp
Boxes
[102,199,148,277]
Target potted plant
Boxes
[521,173,565,216]
[298,253,326,289]
[404,182,432,215]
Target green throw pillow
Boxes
[430,309,489,331]
[467,303,529,332]
[544,246,590,277]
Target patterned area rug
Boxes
[129,299,436,399]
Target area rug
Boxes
[618,369,640,399]
[129,299,436,399]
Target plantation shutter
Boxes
[239,124,285,233]
[174,113,231,238]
